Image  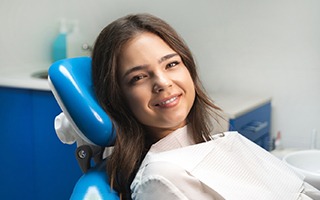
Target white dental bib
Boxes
[138,132,305,200]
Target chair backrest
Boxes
[48,57,119,199]
[48,57,116,147]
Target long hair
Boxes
[92,13,221,199]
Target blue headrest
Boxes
[48,57,115,147]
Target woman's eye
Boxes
[130,74,146,84]
[166,61,179,69]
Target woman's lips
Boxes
[155,94,181,108]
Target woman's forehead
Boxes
[118,32,176,68]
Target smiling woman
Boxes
[118,32,195,140]
[92,13,221,199]
[91,13,320,200]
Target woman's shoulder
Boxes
[131,160,224,200]
[131,161,189,199]
[136,161,187,183]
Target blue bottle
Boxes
[52,19,67,62]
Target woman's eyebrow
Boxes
[158,53,178,64]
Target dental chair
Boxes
[48,57,120,199]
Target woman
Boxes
[92,13,319,199]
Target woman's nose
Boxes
[152,73,172,93]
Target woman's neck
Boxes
[144,122,188,143]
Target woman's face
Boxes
[118,32,195,141]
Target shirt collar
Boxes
[149,124,195,153]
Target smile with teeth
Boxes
[159,96,177,106]
[155,95,180,107]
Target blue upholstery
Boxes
[48,57,116,147]
[70,161,119,200]
[48,57,119,199]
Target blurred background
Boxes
[0,0,319,153]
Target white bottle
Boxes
[66,20,90,58]
[311,129,318,149]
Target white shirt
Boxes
[131,125,320,200]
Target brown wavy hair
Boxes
[92,13,221,199]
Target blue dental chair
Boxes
[48,57,120,199]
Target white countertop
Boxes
[211,92,272,119]
[0,65,51,91]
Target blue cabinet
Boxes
[214,93,272,151]
[229,102,271,150]
[0,87,82,200]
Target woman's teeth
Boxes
[159,96,177,105]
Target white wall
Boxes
[1,0,319,148]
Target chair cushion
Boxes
[48,57,115,147]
